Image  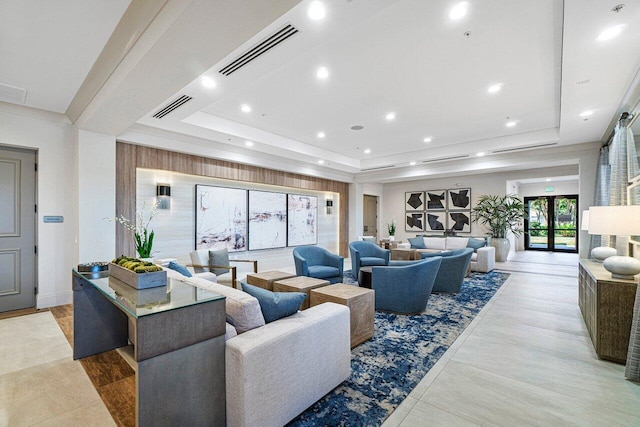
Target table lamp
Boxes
[582,209,616,262]
[588,205,640,279]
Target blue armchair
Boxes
[371,257,442,313]
[427,248,474,293]
[293,246,344,284]
[349,241,390,276]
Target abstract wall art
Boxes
[425,190,447,210]
[248,190,287,250]
[425,212,447,232]
[448,188,471,210]
[405,191,424,211]
[287,194,317,246]
[448,211,471,233]
[405,212,425,232]
[196,185,247,252]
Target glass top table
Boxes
[72,270,224,319]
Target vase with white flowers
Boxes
[105,202,159,259]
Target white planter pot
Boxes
[388,236,395,241]
[491,238,510,262]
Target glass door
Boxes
[524,195,578,253]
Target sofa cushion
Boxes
[209,248,230,275]
[241,282,306,323]
[467,237,487,252]
[360,256,388,267]
[185,276,265,333]
[408,236,426,249]
[225,322,238,340]
[446,237,469,250]
[471,253,478,262]
[423,237,446,250]
[308,265,341,279]
[168,260,192,277]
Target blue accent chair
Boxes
[349,241,390,276]
[293,246,344,284]
[425,248,474,293]
[371,257,442,314]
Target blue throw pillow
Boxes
[241,282,306,323]
[408,236,426,249]
[467,237,486,252]
[168,261,192,277]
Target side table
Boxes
[391,248,421,261]
[273,276,330,310]
[246,270,296,291]
[311,284,375,348]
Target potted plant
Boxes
[105,202,159,260]
[387,218,397,241]
[471,194,524,262]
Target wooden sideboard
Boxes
[578,259,638,363]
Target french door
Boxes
[524,195,578,253]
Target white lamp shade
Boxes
[588,205,640,235]
[581,210,590,231]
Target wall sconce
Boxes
[326,199,333,215]
[156,185,171,209]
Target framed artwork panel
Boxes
[448,188,471,210]
[405,212,425,232]
[425,189,447,210]
[195,185,247,252]
[248,190,287,250]
[449,211,471,233]
[405,191,425,211]
[425,212,447,232]
[287,194,318,246]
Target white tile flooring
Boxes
[383,251,640,426]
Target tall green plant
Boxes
[471,194,525,239]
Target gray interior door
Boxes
[363,195,378,238]
[0,147,36,312]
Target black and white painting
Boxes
[248,190,287,250]
[448,188,471,210]
[405,212,425,232]
[196,185,247,252]
[405,191,424,211]
[449,211,471,233]
[426,189,447,210]
[287,194,317,246]
[425,212,447,232]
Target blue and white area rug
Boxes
[288,270,510,426]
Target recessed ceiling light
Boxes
[410,161,416,166]
[317,132,326,138]
[351,125,364,131]
[241,104,251,113]
[245,141,254,147]
[201,76,216,88]
[579,110,594,117]
[423,137,433,143]
[318,159,325,164]
[307,1,326,20]
[487,83,503,94]
[506,121,517,127]
[596,24,626,41]
[477,152,485,157]
[316,67,329,79]
[545,178,551,182]
[364,149,371,154]
[385,112,396,121]
[449,2,469,20]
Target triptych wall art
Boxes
[404,188,471,233]
[196,185,317,252]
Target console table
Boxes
[578,259,638,363]
[72,270,226,425]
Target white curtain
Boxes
[590,146,610,252]
[626,115,640,381]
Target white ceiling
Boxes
[2,0,640,182]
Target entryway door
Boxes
[524,195,578,253]
[0,147,37,312]
[363,195,378,239]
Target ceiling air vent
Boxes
[361,165,396,171]
[0,82,27,105]
[422,154,470,164]
[152,95,192,119]
[219,24,299,76]
[492,142,558,154]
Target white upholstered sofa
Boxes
[400,236,495,273]
[164,268,351,427]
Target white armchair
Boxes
[189,248,257,288]
[470,246,495,273]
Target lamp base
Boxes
[591,246,617,263]
[602,256,640,280]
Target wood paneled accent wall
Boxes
[115,142,350,257]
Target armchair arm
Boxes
[293,252,309,276]
[231,259,258,273]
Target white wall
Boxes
[136,168,340,271]
[518,180,579,197]
[0,104,75,308]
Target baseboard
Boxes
[37,291,72,309]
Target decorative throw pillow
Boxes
[168,261,192,277]
[467,237,487,252]
[408,236,426,249]
[241,282,306,323]
[209,248,230,276]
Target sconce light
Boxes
[156,185,171,209]
[326,200,333,215]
